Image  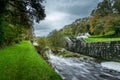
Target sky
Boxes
[34,0,101,37]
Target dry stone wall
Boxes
[67,39,120,61]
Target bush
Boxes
[0,21,23,48]
[37,37,50,53]
[48,30,65,48]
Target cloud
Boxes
[34,0,100,37]
[34,30,51,37]
[45,12,69,22]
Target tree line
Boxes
[0,0,45,48]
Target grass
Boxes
[83,37,120,43]
[0,41,62,80]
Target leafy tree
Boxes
[91,0,113,16]
[113,0,120,13]
[106,15,120,36]
[0,0,46,47]
[89,0,120,36]
[37,37,50,52]
[48,30,65,48]
[3,0,46,26]
[59,17,90,37]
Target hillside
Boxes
[58,0,120,38]
[59,17,89,38]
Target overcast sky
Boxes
[34,0,101,37]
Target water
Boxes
[101,62,120,72]
[49,54,120,80]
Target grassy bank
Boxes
[0,41,62,80]
[83,38,120,43]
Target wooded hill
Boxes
[59,0,120,38]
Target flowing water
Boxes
[48,54,120,80]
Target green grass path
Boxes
[0,41,62,80]
[83,38,120,43]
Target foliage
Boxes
[89,0,120,36]
[113,0,120,13]
[0,0,46,47]
[0,41,62,80]
[59,17,90,37]
[0,0,46,24]
[59,0,120,38]
[91,0,113,16]
[0,22,19,47]
[37,37,50,52]
[89,14,120,36]
[48,30,65,48]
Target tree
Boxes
[48,30,65,48]
[0,0,9,16]
[37,37,50,52]
[113,0,120,13]
[91,0,112,16]
[59,17,90,37]
[0,0,46,47]
[3,0,46,26]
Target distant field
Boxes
[83,38,120,43]
[0,41,62,80]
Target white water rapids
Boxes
[48,54,120,80]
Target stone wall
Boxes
[67,39,120,61]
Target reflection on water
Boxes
[49,54,120,80]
